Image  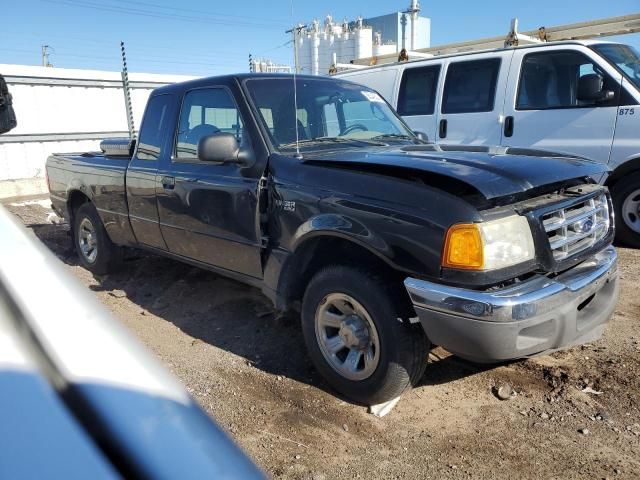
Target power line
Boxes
[0,46,247,65]
[41,0,289,29]
[106,0,286,25]
[0,31,256,60]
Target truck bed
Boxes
[46,151,133,245]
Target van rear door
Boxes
[435,51,513,145]
[501,45,621,162]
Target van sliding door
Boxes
[436,52,512,146]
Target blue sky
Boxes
[1,0,638,76]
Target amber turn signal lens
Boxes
[442,223,484,270]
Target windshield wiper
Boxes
[280,136,386,148]
[370,133,414,141]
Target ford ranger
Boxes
[46,74,619,405]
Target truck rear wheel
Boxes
[301,265,429,405]
[73,202,123,275]
[611,172,640,248]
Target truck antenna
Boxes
[288,1,302,158]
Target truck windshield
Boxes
[593,43,640,91]
[244,77,417,152]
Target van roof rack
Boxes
[341,13,640,69]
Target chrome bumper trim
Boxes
[404,246,618,323]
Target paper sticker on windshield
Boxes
[362,91,384,103]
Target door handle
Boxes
[161,176,175,190]
[504,116,514,138]
[439,119,447,139]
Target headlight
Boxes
[442,215,535,271]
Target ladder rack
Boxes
[351,13,640,67]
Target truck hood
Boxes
[302,145,608,200]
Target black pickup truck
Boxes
[46,74,619,405]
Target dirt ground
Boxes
[5,198,639,479]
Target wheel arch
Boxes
[67,189,92,241]
[605,156,640,189]
[274,232,410,313]
[607,158,640,247]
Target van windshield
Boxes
[593,43,640,91]
[244,77,418,152]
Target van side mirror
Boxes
[413,130,429,143]
[198,133,256,167]
[577,74,614,102]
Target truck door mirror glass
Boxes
[196,133,256,167]
[197,133,239,163]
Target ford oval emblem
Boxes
[571,218,594,234]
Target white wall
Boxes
[0,64,195,184]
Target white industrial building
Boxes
[0,64,194,198]
[295,1,431,75]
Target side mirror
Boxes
[197,133,242,163]
[198,133,239,163]
[577,74,614,102]
[413,130,429,143]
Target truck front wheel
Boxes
[301,266,429,405]
[73,202,123,275]
[611,172,640,248]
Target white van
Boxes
[336,40,640,247]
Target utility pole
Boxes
[41,45,53,67]
[285,24,307,74]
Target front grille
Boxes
[542,193,610,261]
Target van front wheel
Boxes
[611,172,640,248]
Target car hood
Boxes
[301,145,608,200]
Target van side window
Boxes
[397,65,441,115]
[136,95,171,160]
[442,58,501,114]
[516,51,618,110]
[175,88,244,160]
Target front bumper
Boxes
[404,246,619,363]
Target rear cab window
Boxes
[136,95,172,160]
[442,58,501,113]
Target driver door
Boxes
[501,46,621,161]
[156,86,263,279]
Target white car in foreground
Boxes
[0,206,264,479]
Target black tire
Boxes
[611,172,640,248]
[301,265,429,405]
[73,202,123,275]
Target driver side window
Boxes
[516,51,618,110]
[175,88,244,160]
